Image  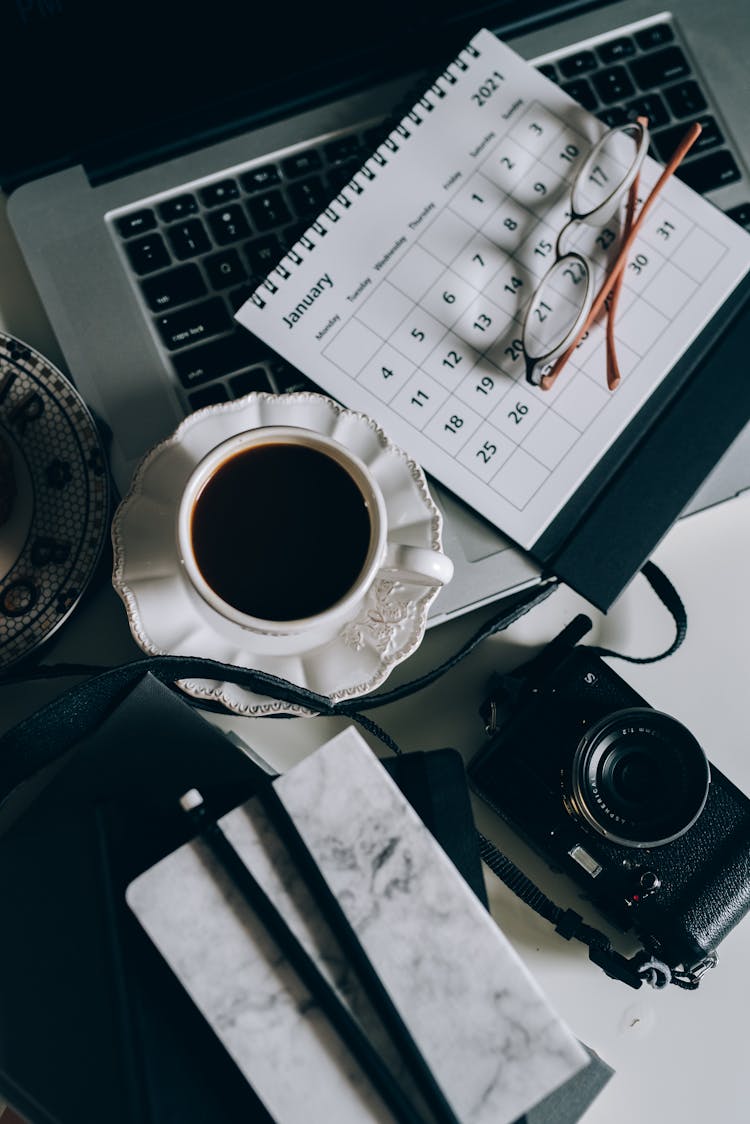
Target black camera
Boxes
[468,636,750,979]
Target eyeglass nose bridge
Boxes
[554,217,577,259]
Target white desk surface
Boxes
[2,186,750,1124]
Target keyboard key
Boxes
[536,63,559,84]
[363,126,386,150]
[281,150,323,178]
[246,190,291,231]
[597,106,627,128]
[244,233,282,277]
[558,50,597,78]
[598,106,629,128]
[229,368,274,396]
[561,78,598,111]
[116,209,156,239]
[269,359,316,394]
[664,80,708,119]
[172,331,268,386]
[240,164,281,193]
[634,23,674,51]
[199,179,239,207]
[288,176,330,218]
[676,150,741,193]
[597,37,636,64]
[140,263,207,311]
[203,248,248,290]
[629,46,690,91]
[624,92,670,129]
[691,115,725,152]
[228,283,255,312]
[205,204,251,244]
[165,219,211,260]
[188,384,229,410]
[327,158,362,192]
[156,297,231,351]
[158,194,199,222]
[726,202,750,229]
[592,65,635,104]
[324,136,364,163]
[652,115,724,162]
[125,232,171,275]
[282,221,310,248]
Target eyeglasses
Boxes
[521,115,702,392]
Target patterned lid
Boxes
[0,332,110,671]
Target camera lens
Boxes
[567,708,710,848]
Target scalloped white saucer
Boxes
[111,393,450,716]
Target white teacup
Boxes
[176,426,453,639]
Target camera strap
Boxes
[474,829,712,991]
[587,560,688,665]
[0,577,560,794]
[0,562,696,989]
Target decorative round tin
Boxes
[0,332,110,672]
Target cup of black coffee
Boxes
[176,426,453,637]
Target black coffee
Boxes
[190,442,373,621]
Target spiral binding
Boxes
[250,38,482,310]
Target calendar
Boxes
[235,28,750,552]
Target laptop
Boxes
[3,0,750,624]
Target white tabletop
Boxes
[2,185,750,1124]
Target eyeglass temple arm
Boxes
[605,172,640,390]
[589,114,649,391]
[541,120,703,391]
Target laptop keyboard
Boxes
[110,17,750,416]
[535,21,749,203]
[113,131,384,411]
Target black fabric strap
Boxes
[342,579,560,713]
[0,562,696,991]
[588,560,688,664]
[0,559,686,703]
[476,830,642,988]
[0,563,687,799]
[475,831,691,990]
[0,579,560,798]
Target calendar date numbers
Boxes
[476,439,498,464]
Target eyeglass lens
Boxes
[571,123,645,220]
[523,253,591,364]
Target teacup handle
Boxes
[381,542,454,587]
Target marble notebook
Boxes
[127,727,587,1123]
